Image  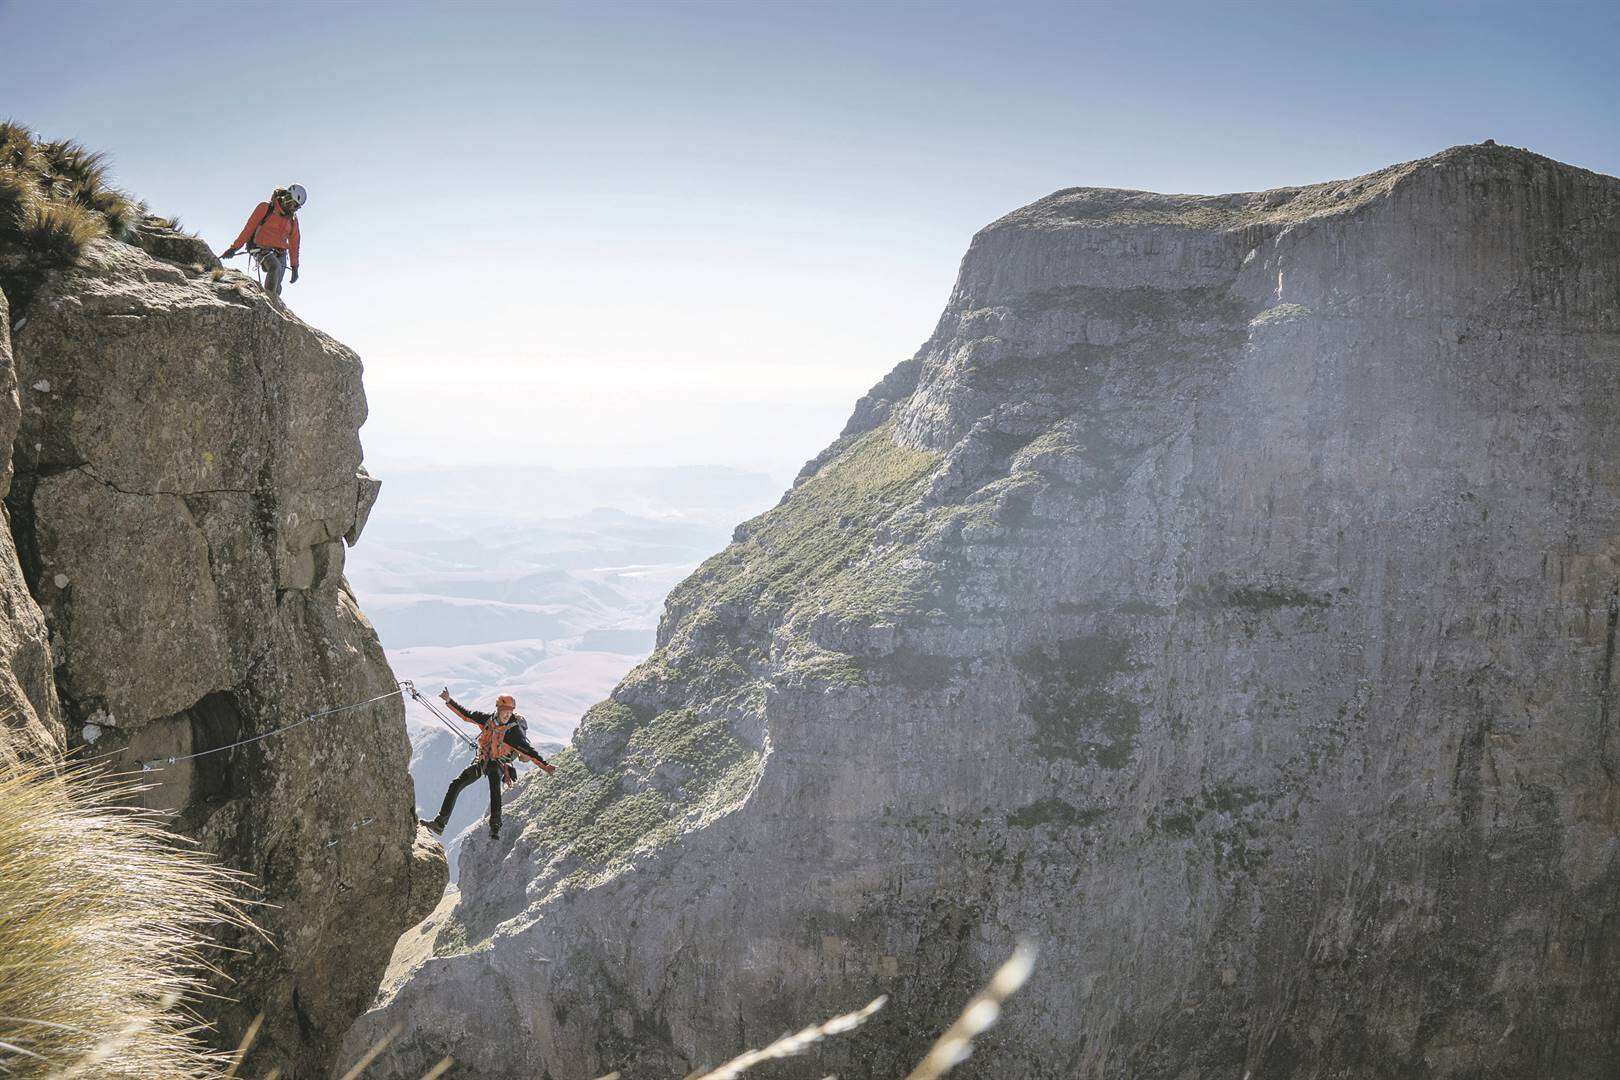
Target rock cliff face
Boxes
[345,145,1620,1079]
[0,287,64,766]
[0,225,445,1077]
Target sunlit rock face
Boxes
[3,230,445,1079]
[345,145,1620,1080]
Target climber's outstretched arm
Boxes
[505,730,556,774]
[439,689,490,726]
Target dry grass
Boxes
[0,761,252,1079]
[663,943,1036,1080]
[688,996,887,1080]
[334,1026,403,1080]
[224,1018,451,1080]
[0,121,142,309]
[904,943,1036,1080]
[13,199,103,264]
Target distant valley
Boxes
[345,461,785,874]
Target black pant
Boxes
[435,759,503,832]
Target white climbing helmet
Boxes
[285,183,307,209]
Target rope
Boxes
[138,686,406,772]
[221,248,272,289]
[401,682,479,750]
[221,248,258,287]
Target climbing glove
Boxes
[290,267,299,285]
[220,247,239,259]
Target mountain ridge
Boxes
[345,141,1620,1078]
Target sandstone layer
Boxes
[1,226,445,1078]
[346,145,1620,1079]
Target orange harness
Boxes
[477,716,522,762]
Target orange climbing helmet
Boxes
[495,694,516,709]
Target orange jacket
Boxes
[230,201,300,267]
[443,697,550,769]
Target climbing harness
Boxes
[136,685,407,773]
[220,247,268,289]
[225,246,289,291]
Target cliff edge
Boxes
[0,182,446,1073]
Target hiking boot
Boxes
[419,817,445,837]
[489,824,500,841]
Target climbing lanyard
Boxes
[221,247,256,284]
[400,680,479,751]
[137,685,407,772]
[220,247,273,289]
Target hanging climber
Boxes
[419,689,554,841]
[219,184,305,297]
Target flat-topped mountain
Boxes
[346,142,1620,1078]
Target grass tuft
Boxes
[0,164,39,226]
[0,121,48,174]
[0,121,142,307]
[0,761,253,1079]
[14,199,103,263]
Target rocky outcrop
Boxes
[2,229,445,1077]
[345,145,1620,1079]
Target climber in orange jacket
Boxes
[220,184,304,297]
[420,689,554,841]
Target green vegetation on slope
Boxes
[468,426,939,917]
[667,422,940,627]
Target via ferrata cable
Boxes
[137,685,408,772]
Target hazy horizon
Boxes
[6,0,1616,478]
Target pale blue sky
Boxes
[2,0,1615,475]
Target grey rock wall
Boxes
[3,233,445,1078]
[0,286,63,765]
[345,145,1620,1079]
